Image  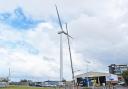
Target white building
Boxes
[0,77,8,87]
[75,72,118,86]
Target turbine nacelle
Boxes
[58,30,73,38]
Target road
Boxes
[89,85,128,89]
[115,86,128,89]
[100,85,127,89]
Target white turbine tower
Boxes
[55,5,64,83]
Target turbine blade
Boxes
[55,5,63,31]
[65,23,73,38]
[65,23,75,85]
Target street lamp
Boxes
[86,60,91,73]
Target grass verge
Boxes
[0,85,54,89]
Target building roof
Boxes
[108,64,128,67]
[75,72,110,78]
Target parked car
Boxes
[118,81,125,86]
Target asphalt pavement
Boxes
[115,85,128,89]
[88,85,128,89]
[99,85,127,89]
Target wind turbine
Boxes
[55,5,64,83]
[55,5,74,85]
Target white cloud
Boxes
[0,0,128,81]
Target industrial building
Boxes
[108,64,128,82]
[108,64,128,75]
[0,77,8,87]
[75,72,118,87]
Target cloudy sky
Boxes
[0,0,128,81]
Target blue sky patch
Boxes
[0,39,39,55]
[0,7,43,29]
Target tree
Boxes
[20,79,28,82]
[77,78,83,86]
[1,78,9,82]
[122,70,128,85]
[62,79,66,82]
[19,79,31,86]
